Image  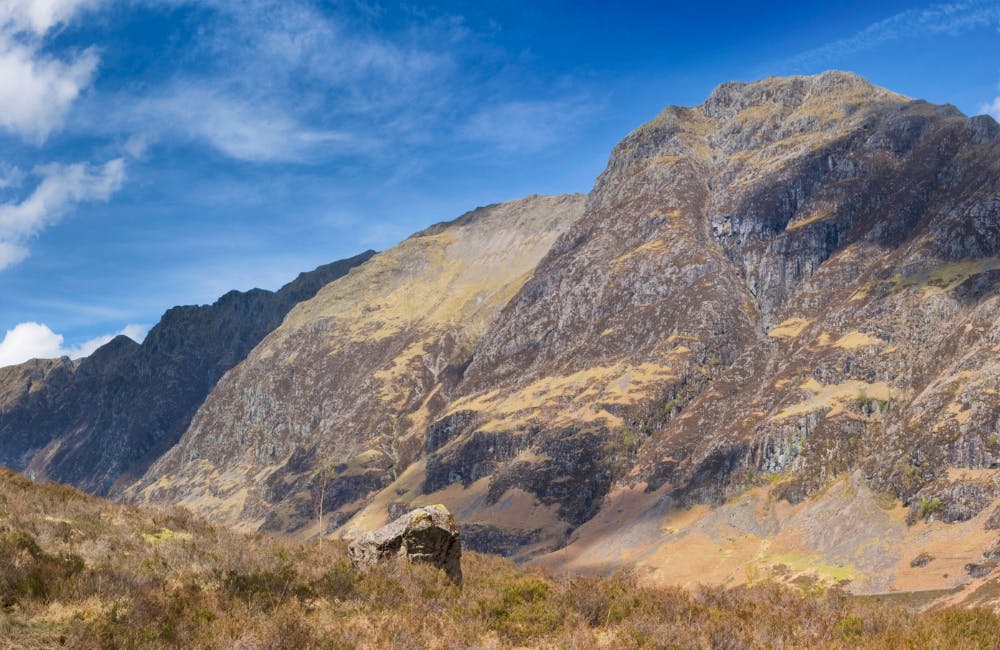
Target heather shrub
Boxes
[1,469,999,649]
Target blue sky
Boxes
[0,0,999,366]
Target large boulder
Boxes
[348,504,462,585]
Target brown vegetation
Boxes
[0,470,998,649]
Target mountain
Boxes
[130,70,1000,593]
[401,71,1000,588]
[0,251,374,495]
[4,70,1000,597]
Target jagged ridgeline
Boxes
[0,251,375,495]
[3,71,1000,598]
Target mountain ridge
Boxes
[0,250,374,495]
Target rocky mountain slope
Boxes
[0,251,373,495]
[127,194,587,532]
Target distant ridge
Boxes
[0,249,374,494]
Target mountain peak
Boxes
[701,70,905,119]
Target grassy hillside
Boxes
[0,469,997,649]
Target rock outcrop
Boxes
[348,504,462,585]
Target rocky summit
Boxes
[3,71,1000,602]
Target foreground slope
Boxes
[129,195,586,532]
[0,252,373,495]
[1,468,998,649]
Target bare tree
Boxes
[312,466,333,541]
[379,433,402,481]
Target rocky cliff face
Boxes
[0,252,373,495]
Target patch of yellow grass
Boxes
[773,379,892,420]
[142,528,193,544]
[786,210,832,231]
[758,551,863,585]
[799,378,824,392]
[612,239,667,266]
[833,331,885,349]
[447,352,690,433]
[768,318,810,339]
[854,258,1000,303]
[915,258,1000,298]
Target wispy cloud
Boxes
[94,0,458,163]
[101,0,593,166]
[0,241,29,269]
[0,321,147,368]
[0,0,103,141]
[460,97,597,153]
[0,158,126,269]
[126,85,356,163]
[780,0,1000,72]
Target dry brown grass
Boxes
[0,469,998,649]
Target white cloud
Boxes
[0,38,98,142]
[0,322,64,367]
[0,158,126,270]
[120,324,148,341]
[0,321,147,368]
[0,0,103,36]
[0,240,29,268]
[0,164,24,191]
[123,133,152,159]
[0,0,101,144]
[0,0,103,141]
[460,98,595,153]
[981,96,1000,119]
